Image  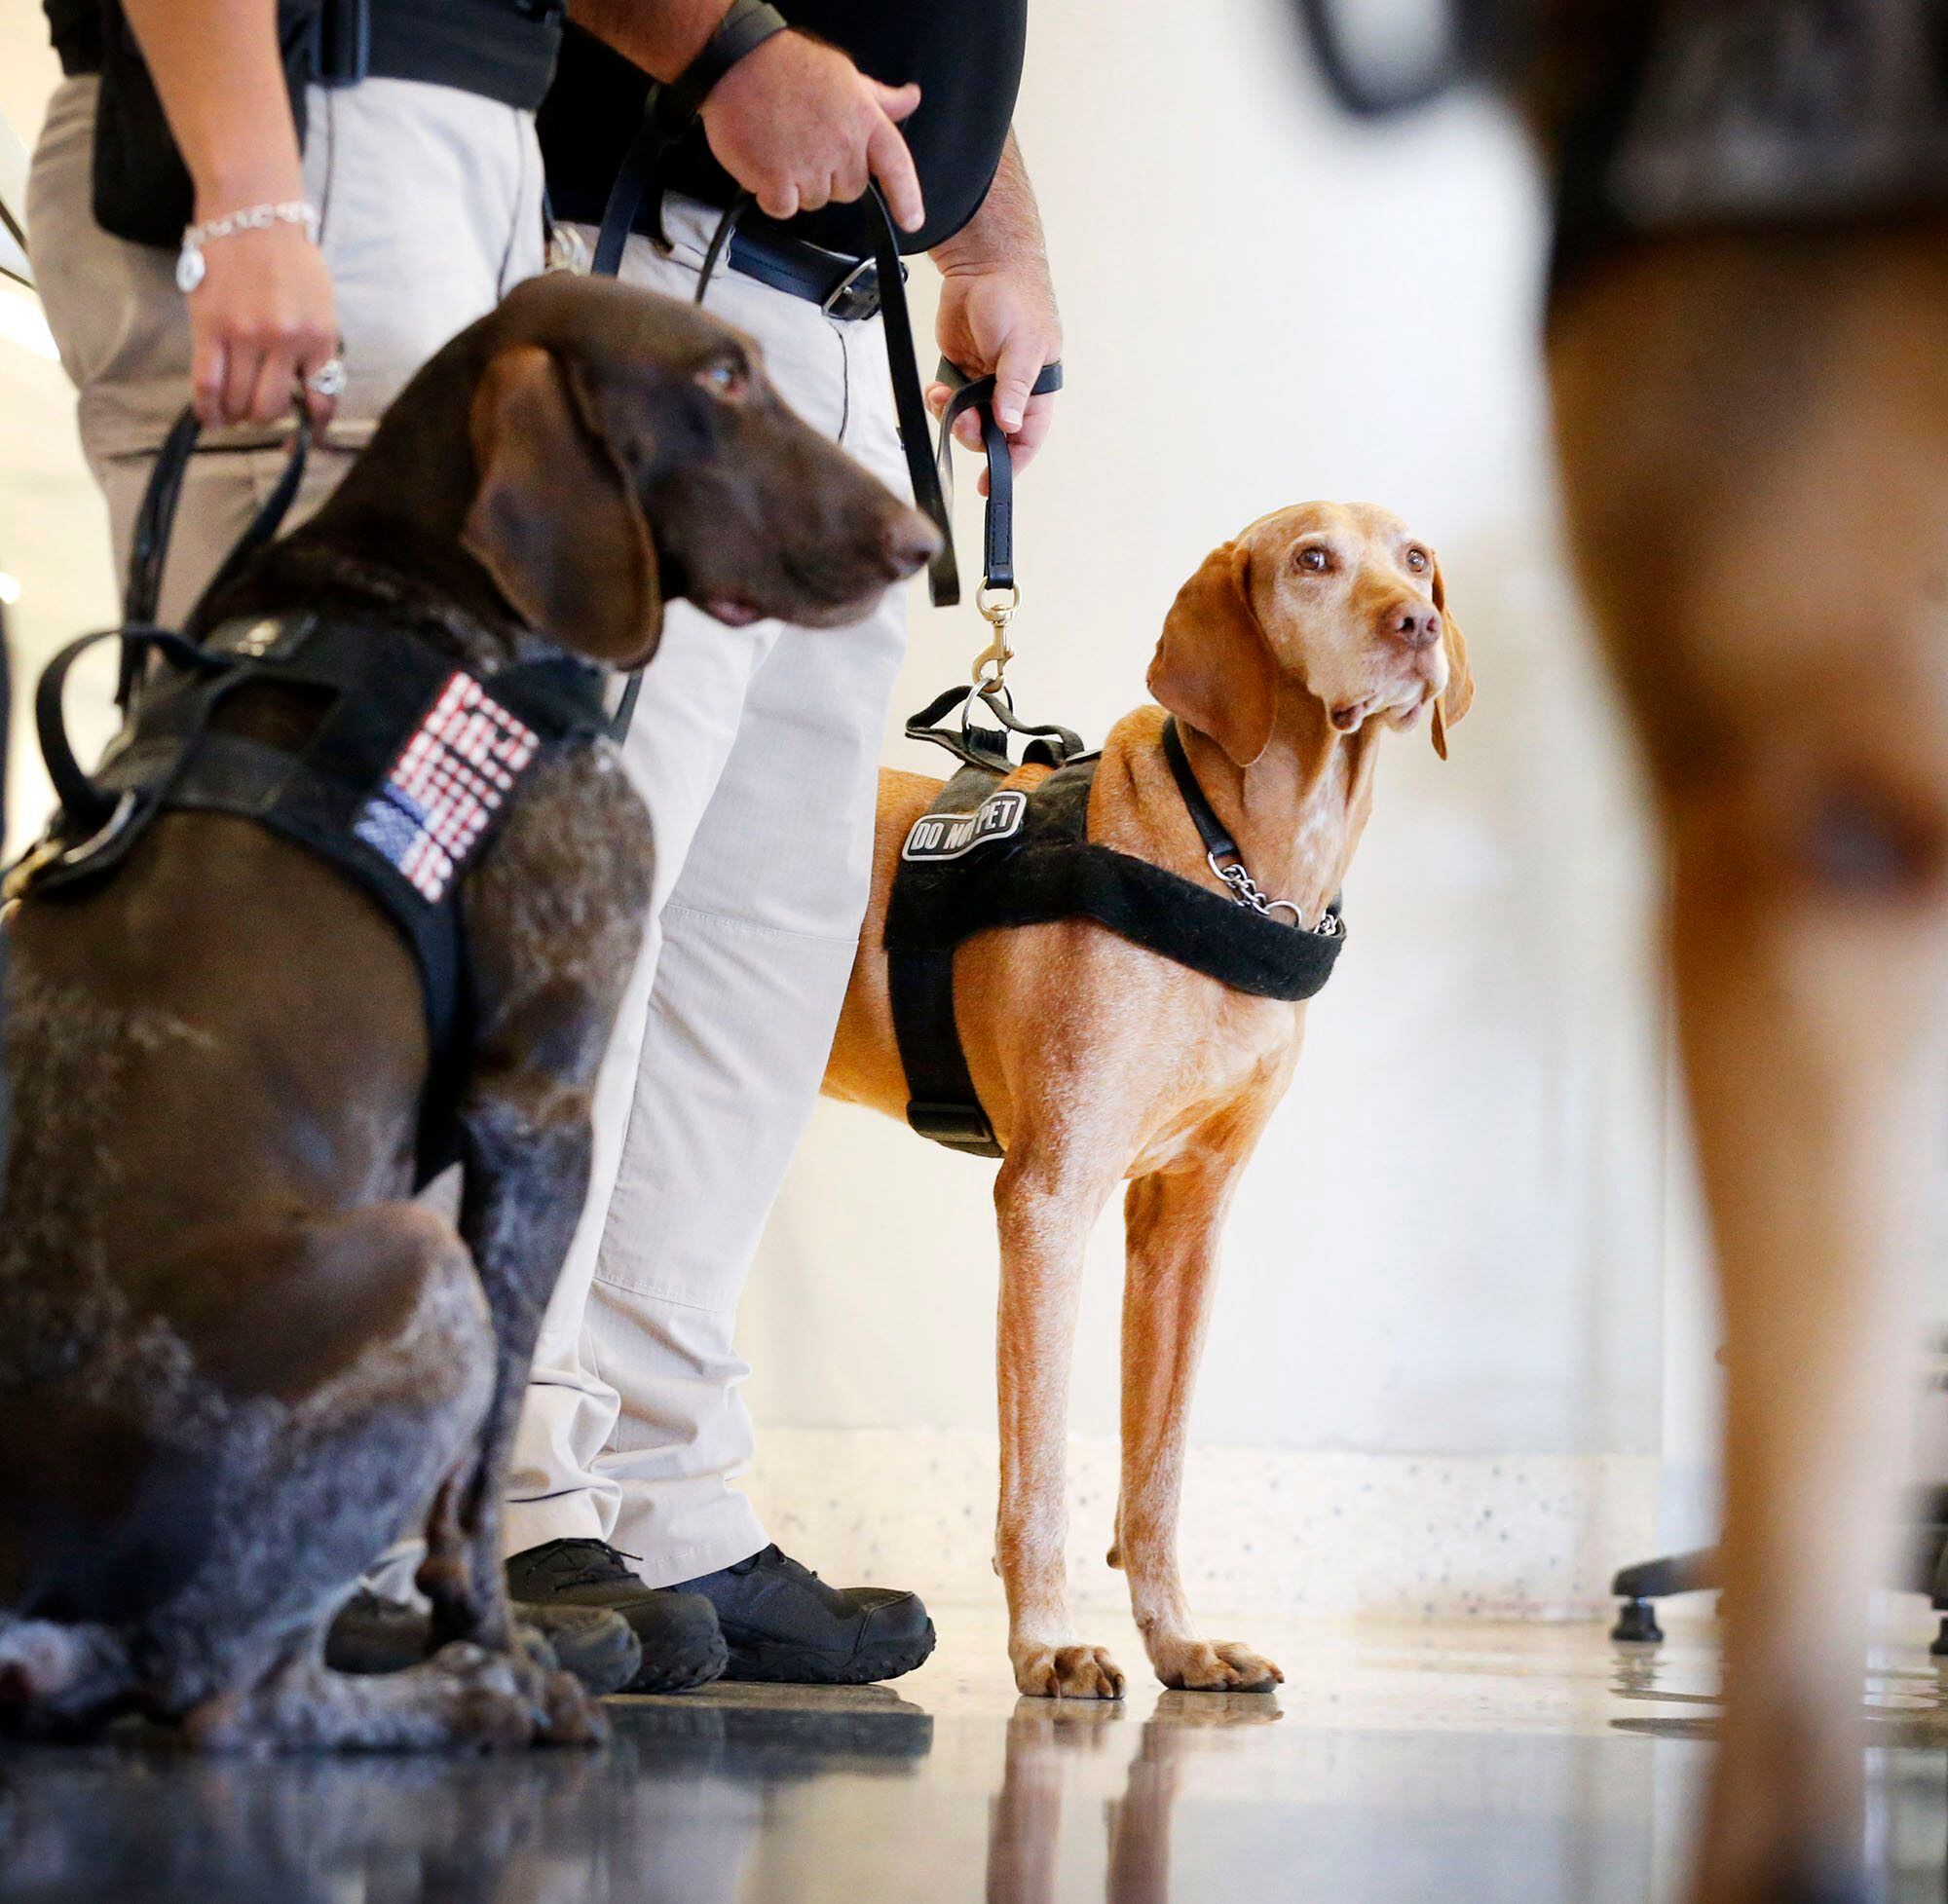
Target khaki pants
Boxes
[503,203,912,1584]
[26,73,544,616]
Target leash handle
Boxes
[119,402,312,705]
[932,356,1064,597]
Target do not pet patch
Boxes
[902,789,1029,863]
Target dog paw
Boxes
[432,1642,605,1749]
[1150,1636,1283,1694]
[1013,1644,1127,1700]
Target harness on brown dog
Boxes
[2,413,614,1183]
[885,383,1344,1159]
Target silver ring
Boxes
[307,356,347,399]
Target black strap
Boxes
[663,0,787,125]
[592,81,677,271]
[1159,715,1241,864]
[37,626,231,835]
[933,357,1064,595]
[890,942,1001,1157]
[904,682,1088,775]
[119,403,311,706]
[589,0,782,270]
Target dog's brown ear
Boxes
[1147,541,1279,767]
[462,344,662,667]
[1429,555,1474,761]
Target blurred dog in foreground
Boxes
[1524,7,1948,1901]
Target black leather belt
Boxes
[724,226,889,322]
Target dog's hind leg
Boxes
[1117,1132,1285,1694]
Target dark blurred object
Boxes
[1292,0,1504,115]
[1297,2,1948,276]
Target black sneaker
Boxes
[324,1588,643,1698]
[670,1546,936,1686]
[505,1540,728,1694]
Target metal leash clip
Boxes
[971,583,1020,690]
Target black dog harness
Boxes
[887,707,1347,1156]
[4,419,613,1181]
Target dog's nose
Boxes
[1385,604,1442,652]
[880,507,944,579]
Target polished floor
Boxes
[4,1603,1948,1902]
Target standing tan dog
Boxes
[824,504,1472,1697]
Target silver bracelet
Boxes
[176,199,321,294]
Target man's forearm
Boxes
[930,131,1046,274]
[120,0,304,210]
[568,0,727,83]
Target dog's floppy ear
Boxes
[462,344,663,667]
[1146,541,1279,767]
[1429,555,1474,761]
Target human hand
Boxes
[699,29,925,231]
[927,256,1063,491]
[187,214,340,429]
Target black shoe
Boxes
[505,1540,728,1694]
[670,1545,936,1686]
[324,1588,643,1698]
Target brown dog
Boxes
[1516,9,1948,1899]
[824,503,1472,1697]
[0,272,934,1749]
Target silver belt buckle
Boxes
[821,257,880,321]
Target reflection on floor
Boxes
[3,1604,1947,1901]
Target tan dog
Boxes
[824,504,1472,1697]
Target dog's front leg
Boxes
[995,1150,1124,1699]
[1116,1164,1280,1694]
[434,1069,597,1657]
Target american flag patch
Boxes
[353,673,539,902]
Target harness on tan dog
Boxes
[2,412,614,1183]
[886,386,1344,1158]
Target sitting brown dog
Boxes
[0,272,935,1750]
[825,504,1471,1698]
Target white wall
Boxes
[739,1,1718,1613]
[0,3,1726,1616]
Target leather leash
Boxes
[118,404,312,707]
[585,16,1067,743]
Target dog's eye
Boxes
[1296,545,1331,575]
[1405,546,1429,573]
[695,359,749,401]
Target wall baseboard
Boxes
[741,1427,1660,1620]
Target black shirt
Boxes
[538,5,1029,259]
[45,0,563,110]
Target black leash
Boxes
[117,404,312,707]
[584,15,1074,745]
[589,63,963,740]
